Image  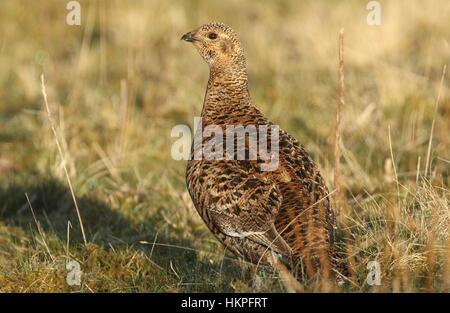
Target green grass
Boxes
[0,0,448,292]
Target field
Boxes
[0,0,448,292]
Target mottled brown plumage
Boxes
[182,22,347,281]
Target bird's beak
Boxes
[181,32,197,42]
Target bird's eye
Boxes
[208,33,217,40]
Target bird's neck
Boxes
[209,55,248,80]
[202,58,251,117]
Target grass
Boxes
[0,0,448,292]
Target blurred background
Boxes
[0,0,448,292]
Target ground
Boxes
[0,0,448,292]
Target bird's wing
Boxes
[198,160,292,257]
[278,129,337,244]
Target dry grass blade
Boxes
[66,220,72,261]
[40,74,87,246]
[149,232,158,260]
[334,28,345,221]
[25,192,54,261]
[169,260,180,279]
[114,79,130,166]
[388,125,400,204]
[424,64,447,178]
[139,241,228,260]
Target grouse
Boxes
[182,22,347,282]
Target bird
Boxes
[182,22,348,283]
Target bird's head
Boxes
[181,22,245,71]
